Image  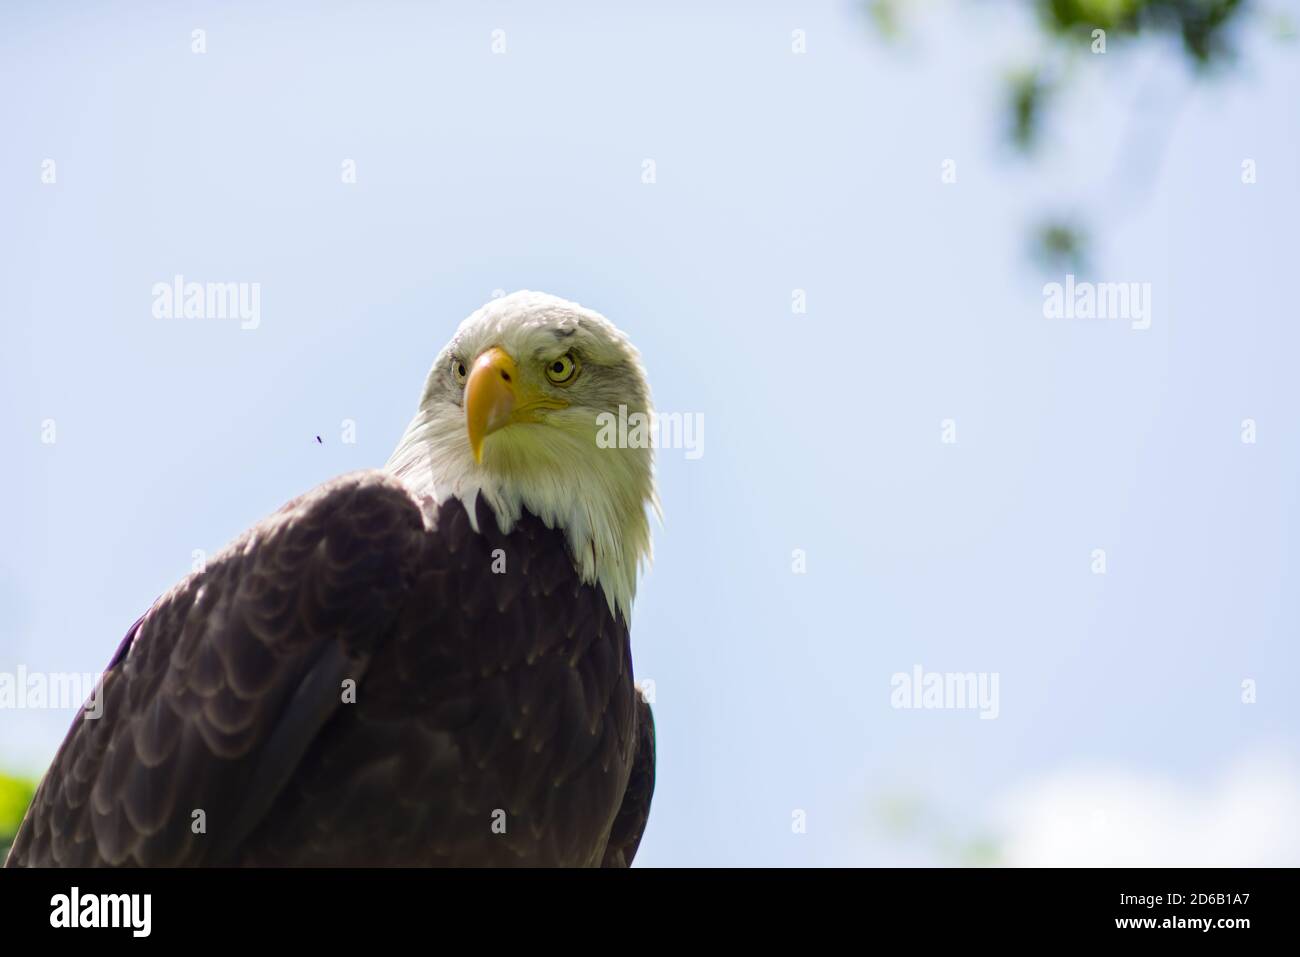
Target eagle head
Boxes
[386,291,658,621]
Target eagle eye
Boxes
[451,357,468,383]
[545,353,579,385]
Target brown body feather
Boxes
[6,471,654,867]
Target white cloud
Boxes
[995,753,1300,866]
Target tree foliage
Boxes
[0,773,37,862]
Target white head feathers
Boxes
[385,291,658,622]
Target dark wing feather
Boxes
[5,472,424,867]
[601,691,656,867]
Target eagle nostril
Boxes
[500,370,511,383]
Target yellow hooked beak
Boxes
[465,347,519,463]
[465,346,571,463]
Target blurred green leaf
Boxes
[1008,68,1053,153]
[1033,219,1091,272]
[0,772,38,862]
[957,836,1003,867]
[1034,0,1245,67]
[867,0,905,41]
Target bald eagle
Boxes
[6,292,658,867]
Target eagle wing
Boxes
[601,691,655,867]
[6,473,424,866]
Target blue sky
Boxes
[2,1,1298,865]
